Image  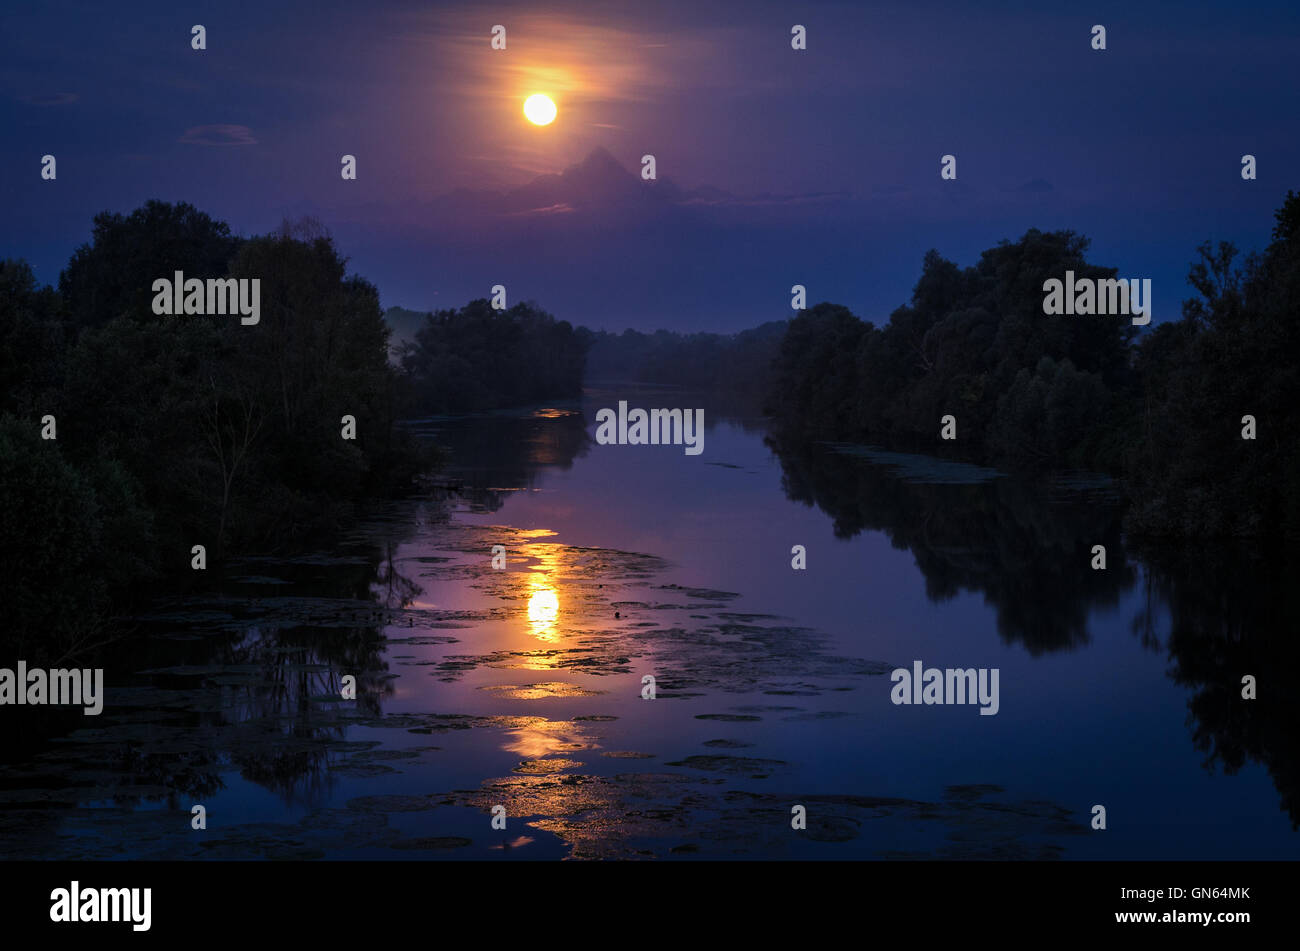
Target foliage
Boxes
[765,197,1300,539]
[398,299,587,414]
[584,321,787,403]
[1126,192,1300,539]
[0,205,433,659]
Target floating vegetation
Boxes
[694,714,762,722]
[663,755,788,778]
[824,443,1006,484]
[599,751,656,759]
[513,759,584,773]
[0,481,1068,863]
[478,682,608,700]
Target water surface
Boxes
[2,386,1295,860]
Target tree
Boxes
[59,200,240,330]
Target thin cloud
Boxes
[512,202,576,216]
[391,148,856,237]
[179,124,258,146]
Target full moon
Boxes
[523,94,556,126]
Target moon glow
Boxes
[524,94,557,125]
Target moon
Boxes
[523,94,556,126]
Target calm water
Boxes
[2,385,1296,860]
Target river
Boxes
[2,385,1295,860]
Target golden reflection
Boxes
[526,573,560,641]
[499,543,608,770]
[502,719,596,759]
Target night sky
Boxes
[3,0,1298,331]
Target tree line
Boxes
[395,298,586,414]
[583,322,787,404]
[1,202,431,661]
[764,192,1300,542]
[4,193,1295,659]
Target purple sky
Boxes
[2,0,1298,331]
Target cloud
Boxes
[693,189,852,208]
[371,147,859,250]
[18,92,78,105]
[179,124,258,146]
[510,202,576,216]
[405,14,707,105]
[468,148,845,217]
